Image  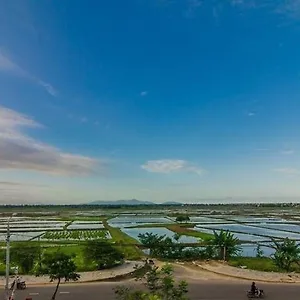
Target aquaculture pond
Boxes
[193,226,270,242]
[108,216,173,228]
[122,227,199,244]
[195,223,300,240]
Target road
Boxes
[9,281,300,300]
[5,264,300,299]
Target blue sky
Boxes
[0,0,300,204]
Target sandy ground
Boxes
[4,259,300,287]
[1,261,143,286]
[184,260,300,283]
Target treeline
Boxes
[0,202,299,211]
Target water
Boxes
[239,244,275,257]
[195,223,300,240]
[122,227,199,243]
[252,223,300,233]
[187,217,233,223]
[0,231,44,241]
[193,226,270,242]
[108,216,172,228]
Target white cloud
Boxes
[184,0,203,18]
[80,117,88,123]
[274,168,300,175]
[281,149,295,155]
[0,49,57,97]
[141,159,204,175]
[230,0,300,19]
[248,112,255,117]
[0,106,102,176]
[140,91,148,96]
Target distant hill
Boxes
[88,199,183,206]
[88,199,154,206]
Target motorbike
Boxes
[247,289,265,298]
[10,281,27,290]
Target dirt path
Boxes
[181,261,300,283]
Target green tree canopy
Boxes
[175,215,190,223]
[272,238,300,272]
[83,240,125,270]
[115,264,189,300]
[39,251,80,300]
[11,243,42,274]
[208,230,241,260]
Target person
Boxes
[251,282,257,295]
[16,276,21,288]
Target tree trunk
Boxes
[51,278,61,300]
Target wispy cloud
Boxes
[274,168,300,175]
[140,91,148,97]
[0,49,57,97]
[0,106,104,176]
[141,159,204,175]
[184,0,203,18]
[248,111,256,117]
[275,0,300,19]
[230,0,300,19]
[281,149,295,155]
[80,117,88,123]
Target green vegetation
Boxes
[43,230,108,240]
[229,257,280,272]
[83,240,124,269]
[38,251,80,300]
[175,215,190,223]
[209,230,241,261]
[11,243,42,274]
[272,238,300,272]
[103,220,143,260]
[138,232,205,260]
[166,224,213,241]
[115,264,189,300]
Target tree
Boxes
[115,264,189,300]
[272,238,300,272]
[175,215,190,223]
[39,252,80,300]
[256,244,264,258]
[138,233,167,257]
[209,230,241,260]
[83,240,124,269]
[11,243,42,274]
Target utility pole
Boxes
[5,216,11,300]
[5,214,16,300]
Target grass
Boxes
[103,220,143,260]
[229,257,279,272]
[229,257,300,273]
[166,224,213,241]
[43,230,108,241]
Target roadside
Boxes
[182,260,300,283]
[1,261,143,287]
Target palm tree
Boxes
[210,230,241,261]
[272,238,300,272]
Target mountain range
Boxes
[88,199,183,206]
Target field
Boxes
[2,204,300,273]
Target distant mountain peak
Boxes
[88,199,183,206]
[88,199,154,205]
